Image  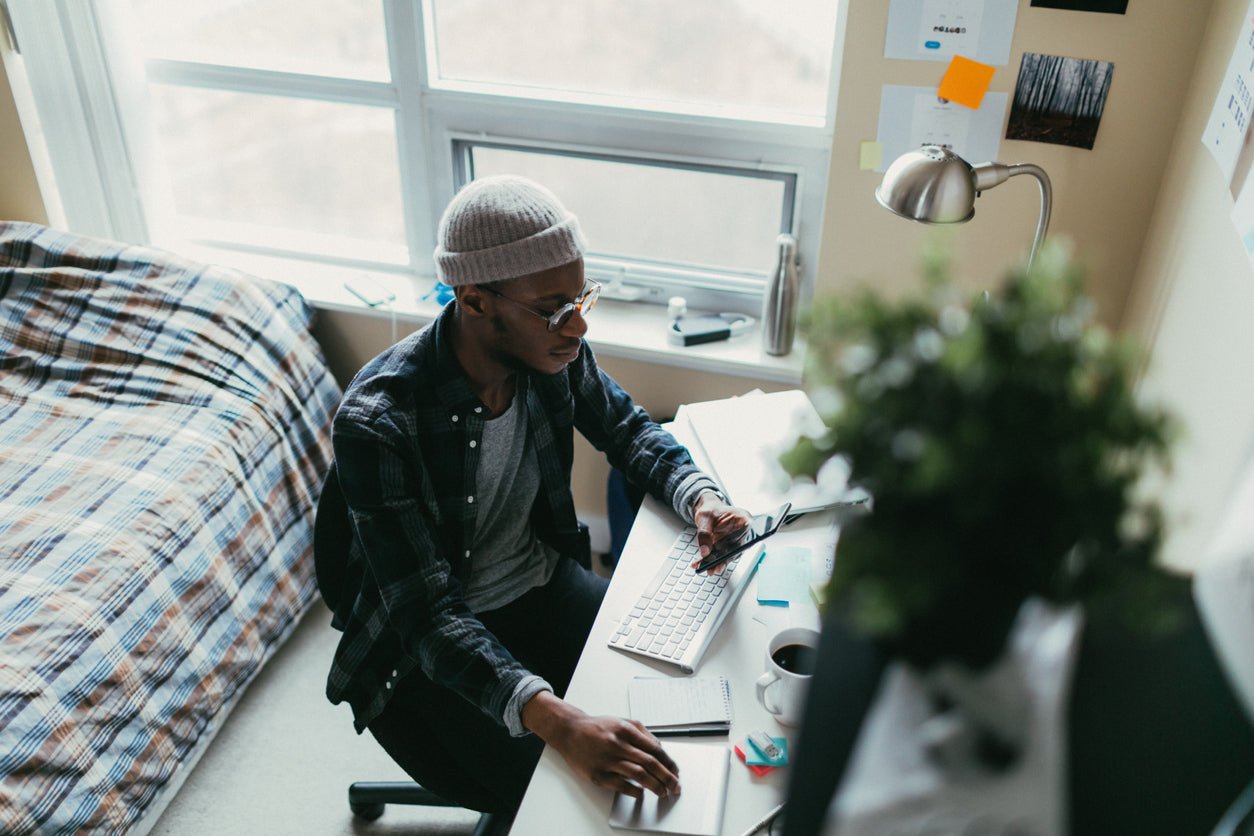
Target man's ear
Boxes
[455,284,488,318]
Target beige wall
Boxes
[0,44,47,224]
[1123,0,1254,570]
[816,0,1210,328]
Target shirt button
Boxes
[469,440,477,448]
[467,495,474,504]
[474,406,483,414]
[464,550,471,558]
[385,681,392,689]
[451,414,459,423]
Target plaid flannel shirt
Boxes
[325,302,718,733]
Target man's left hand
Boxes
[691,491,752,573]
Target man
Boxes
[317,175,751,815]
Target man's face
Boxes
[481,259,590,376]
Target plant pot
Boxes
[830,598,1085,833]
[887,583,1027,675]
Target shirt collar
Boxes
[428,299,530,419]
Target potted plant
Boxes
[780,242,1179,774]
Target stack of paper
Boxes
[678,389,863,516]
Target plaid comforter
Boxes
[0,223,341,834]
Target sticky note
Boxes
[859,141,883,171]
[757,546,812,606]
[733,744,775,777]
[937,55,996,110]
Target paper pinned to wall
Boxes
[1201,0,1254,197]
[885,0,1020,65]
[1204,0,1254,267]
[875,84,1007,172]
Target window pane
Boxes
[429,0,837,121]
[132,0,389,81]
[150,86,405,249]
[468,146,788,276]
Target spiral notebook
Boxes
[627,676,733,735]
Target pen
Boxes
[738,801,785,836]
[652,728,729,738]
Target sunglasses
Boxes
[482,280,601,332]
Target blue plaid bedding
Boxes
[0,222,341,834]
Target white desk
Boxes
[511,494,838,835]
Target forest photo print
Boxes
[1007,52,1115,149]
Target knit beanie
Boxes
[433,175,587,286]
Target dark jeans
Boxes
[367,557,610,815]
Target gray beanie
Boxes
[434,175,587,286]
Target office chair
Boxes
[346,781,510,835]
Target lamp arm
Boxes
[972,162,1053,271]
[1007,164,1052,271]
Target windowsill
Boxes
[180,244,805,385]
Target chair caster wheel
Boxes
[350,801,385,820]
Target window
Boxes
[7,0,843,314]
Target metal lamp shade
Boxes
[875,145,977,225]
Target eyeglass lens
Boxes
[548,283,600,330]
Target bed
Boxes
[0,222,341,834]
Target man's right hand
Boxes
[521,690,681,799]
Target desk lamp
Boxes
[875,145,1052,271]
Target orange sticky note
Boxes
[937,55,995,110]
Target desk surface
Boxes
[511,495,838,835]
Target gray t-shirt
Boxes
[461,394,561,613]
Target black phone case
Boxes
[693,501,792,572]
[670,316,733,346]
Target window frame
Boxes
[6,0,845,313]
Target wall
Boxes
[1122,0,1254,571]
[0,41,47,224]
[816,0,1210,329]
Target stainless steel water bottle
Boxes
[762,233,799,356]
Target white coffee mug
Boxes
[755,627,820,726]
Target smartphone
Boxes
[692,501,792,573]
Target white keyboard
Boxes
[607,526,764,673]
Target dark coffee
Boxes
[771,643,817,675]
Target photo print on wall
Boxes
[1006,52,1115,150]
[1030,0,1128,12]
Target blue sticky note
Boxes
[756,546,812,607]
[744,735,789,767]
